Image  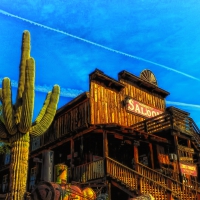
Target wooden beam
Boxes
[103,131,108,158]
[167,179,173,200]
[108,181,111,200]
[70,138,74,179]
[134,145,139,163]
[134,144,139,173]
[149,143,154,169]
[187,139,191,148]
[173,132,182,178]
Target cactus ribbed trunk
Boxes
[9,132,30,200]
[0,30,60,198]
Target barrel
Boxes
[54,164,68,184]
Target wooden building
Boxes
[1,69,200,200]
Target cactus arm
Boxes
[0,88,2,103]
[30,85,60,136]
[0,89,7,138]
[2,78,17,135]
[32,92,51,126]
[15,31,31,125]
[19,58,35,133]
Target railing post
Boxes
[137,176,142,195]
[167,179,172,200]
[149,143,154,169]
[197,192,200,200]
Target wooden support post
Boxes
[103,131,108,158]
[134,145,139,164]
[187,139,191,148]
[108,181,111,200]
[167,179,173,200]
[197,193,200,200]
[70,138,74,180]
[173,134,179,163]
[133,142,142,195]
[173,133,182,182]
[149,143,154,169]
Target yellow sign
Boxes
[180,163,197,176]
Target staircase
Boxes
[106,157,198,200]
[72,156,199,199]
[72,108,200,199]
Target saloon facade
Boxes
[1,69,200,200]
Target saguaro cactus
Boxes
[0,31,60,200]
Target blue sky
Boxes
[0,0,200,127]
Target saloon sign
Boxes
[126,98,163,118]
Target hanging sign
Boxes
[126,98,163,118]
[180,163,197,176]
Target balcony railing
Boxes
[73,157,199,199]
[131,109,200,141]
[73,158,105,183]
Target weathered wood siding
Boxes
[120,79,165,111]
[39,99,90,147]
[90,80,165,126]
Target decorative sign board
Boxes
[180,163,197,176]
[126,98,163,118]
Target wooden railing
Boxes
[106,157,138,191]
[131,109,200,138]
[161,167,200,192]
[131,112,171,134]
[72,157,199,199]
[189,117,200,147]
[106,157,171,199]
[161,167,180,181]
[73,158,104,183]
[137,162,167,186]
[137,161,198,199]
[106,157,198,200]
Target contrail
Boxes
[1,77,200,109]
[0,9,199,81]
[166,101,200,109]
[0,78,83,98]
[1,78,200,109]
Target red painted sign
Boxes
[126,98,163,118]
[180,163,197,176]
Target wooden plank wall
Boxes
[120,79,166,111]
[90,80,166,126]
[39,99,90,147]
